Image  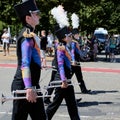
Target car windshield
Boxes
[94,34,106,39]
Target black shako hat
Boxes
[55,25,71,42]
[14,0,40,20]
[72,28,79,35]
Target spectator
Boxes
[1,28,11,56]
[93,39,98,61]
[47,30,54,56]
[105,35,110,61]
[0,31,3,44]
[13,35,17,44]
[79,44,91,61]
[109,35,117,62]
[40,30,48,67]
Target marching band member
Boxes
[11,0,47,120]
[46,5,80,120]
[70,13,91,94]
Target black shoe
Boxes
[44,99,52,106]
[76,98,82,103]
[82,89,91,94]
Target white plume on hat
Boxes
[71,13,79,29]
[51,5,69,28]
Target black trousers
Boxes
[46,86,80,120]
[12,98,47,120]
[45,65,88,98]
[44,70,57,100]
[46,73,80,120]
[71,65,87,92]
[3,42,9,50]
[11,81,47,120]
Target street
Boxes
[0,47,120,120]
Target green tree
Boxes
[0,0,120,35]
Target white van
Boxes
[94,28,108,53]
[94,27,108,43]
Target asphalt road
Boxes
[0,47,120,120]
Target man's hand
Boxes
[26,88,37,103]
[61,81,68,88]
[71,61,76,66]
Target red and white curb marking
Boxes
[0,63,120,74]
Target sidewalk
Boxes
[0,44,120,63]
[0,44,54,63]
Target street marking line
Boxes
[1,111,120,119]
[82,67,120,74]
[0,64,16,68]
[0,63,120,74]
[0,111,12,115]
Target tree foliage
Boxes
[0,0,119,35]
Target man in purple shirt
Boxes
[11,0,46,120]
[46,25,80,120]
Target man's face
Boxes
[3,29,8,33]
[64,34,72,43]
[5,31,8,33]
[30,12,40,26]
[74,33,79,39]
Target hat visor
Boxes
[29,10,40,14]
[65,33,72,37]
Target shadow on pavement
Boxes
[77,101,113,107]
[61,101,113,107]
[75,90,119,95]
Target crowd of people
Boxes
[1,27,119,63]
[104,35,120,62]
[0,0,120,120]
[72,34,120,62]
